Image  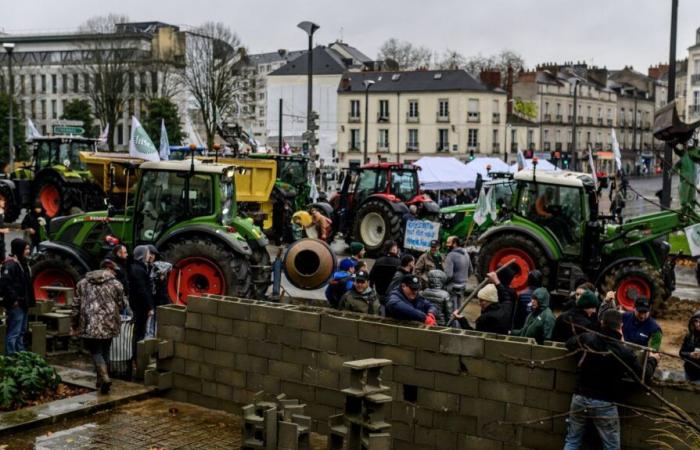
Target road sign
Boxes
[52,125,85,135]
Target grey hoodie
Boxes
[133,245,150,263]
[444,247,471,285]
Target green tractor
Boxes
[476,102,700,310]
[30,159,271,305]
[0,136,107,222]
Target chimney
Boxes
[506,65,514,115]
[648,63,669,80]
[480,70,502,90]
[277,49,287,58]
[339,76,351,91]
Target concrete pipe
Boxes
[283,238,337,290]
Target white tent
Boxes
[509,158,558,172]
[415,156,475,190]
[464,157,511,182]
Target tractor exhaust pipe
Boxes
[283,238,337,290]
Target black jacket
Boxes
[369,255,400,297]
[128,260,154,314]
[566,329,656,402]
[476,301,513,335]
[385,267,412,298]
[551,308,599,343]
[21,211,43,248]
[1,256,35,310]
[106,255,130,293]
[680,310,700,381]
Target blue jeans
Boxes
[564,394,620,450]
[5,306,28,355]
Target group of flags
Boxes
[129,116,170,162]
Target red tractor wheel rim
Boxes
[167,257,226,305]
[39,185,60,217]
[616,276,651,311]
[33,269,75,304]
[488,248,535,291]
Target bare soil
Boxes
[0,383,90,412]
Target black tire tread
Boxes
[601,260,667,309]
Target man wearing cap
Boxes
[385,254,416,297]
[348,242,365,266]
[563,309,658,450]
[512,287,555,344]
[622,297,663,350]
[338,270,380,315]
[385,274,438,326]
[324,258,356,309]
[415,240,443,287]
[551,289,600,342]
[452,283,512,334]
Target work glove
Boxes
[424,313,437,327]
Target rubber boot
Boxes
[98,363,112,394]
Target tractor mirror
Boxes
[107,205,117,217]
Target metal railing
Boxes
[406,143,419,152]
[436,142,450,152]
[492,113,500,124]
[348,114,361,123]
[436,113,450,123]
[467,112,480,123]
[406,113,419,123]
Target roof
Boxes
[513,169,593,187]
[331,42,372,64]
[507,113,538,127]
[338,70,501,94]
[249,50,305,66]
[269,46,349,76]
[139,160,234,174]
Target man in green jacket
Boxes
[338,270,381,315]
[513,287,555,344]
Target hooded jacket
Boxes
[338,286,381,315]
[369,254,400,297]
[0,239,35,310]
[324,270,354,308]
[71,269,125,339]
[385,287,437,323]
[129,245,154,314]
[551,307,599,343]
[444,247,471,285]
[421,270,451,325]
[680,310,700,381]
[513,287,555,344]
[475,300,513,335]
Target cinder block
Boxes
[217,300,250,320]
[434,373,478,396]
[506,365,555,390]
[186,344,205,362]
[174,342,190,359]
[391,422,414,443]
[416,389,460,412]
[214,367,246,388]
[280,380,316,402]
[396,326,440,352]
[157,305,186,327]
[391,402,433,427]
[28,322,46,356]
[478,379,526,405]
[524,387,571,413]
[375,345,415,366]
[245,373,281,393]
[232,388,256,405]
[201,314,233,335]
[185,312,202,330]
[318,352,347,372]
[416,350,461,374]
[188,296,218,315]
[187,391,220,410]
[157,325,185,342]
[249,304,287,325]
[439,330,485,357]
[336,337,375,358]
[315,387,345,408]
[215,334,247,353]
[173,373,202,392]
[185,329,216,349]
[531,342,577,372]
[158,357,184,374]
[433,412,476,434]
[394,366,435,389]
[484,336,532,363]
[281,346,318,366]
[235,354,268,374]
[415,424,457,450]
[302,366,339,389]
[269,360,303,381]
[358,320,398,345]
[185,360,200,377]
[460,357,506,381]
[520,428,564,450]
[266,325,302,346]
[458,435,503,450]
[158,340,174,359]
[321,314,359,338]
[247,341,282,360]
[203,348,236,368]
[284,309,321,331]
[300,331,337,352]
[505,403,551,431]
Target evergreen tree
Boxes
[61,99,95,137]
[142,97,183,146]
[0,93,27,163]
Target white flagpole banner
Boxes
[159,119,170,161]
[611,128,622,172]
[26,118,42,141]
[516,148,526,171]
[588,150,598,188]
[99,123,110,143]
[129,116,159,162]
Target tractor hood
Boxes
[440,204,476,214]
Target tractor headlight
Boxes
[63,159,71,168]
[442,213,456,220]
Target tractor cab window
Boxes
[37,143,52,168]
[391,170,418,201]
[278,160,307,186]
[354,169,386,205]
[136,170,214,242]
[58,143,87,170]
[220,176,235,226]
[491,180,516,210]
[518,182,583,253]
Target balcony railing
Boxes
[607,119,613,126]
[586,117,593,125]
[467,112,480,123]
[511,142,518,152]
[595,142,603,150]
[690,104,700,114]
[347,142,361,152]
[492,142,500,152]
[544,142,551,151]
[556,114,563,123]
[436,113,450,123]
[406,143,419,152]
[544,114,552,122]
[377,113,390,123]
[555,142,562,151]
[492,113,500,124]
[568,115,574,122]
[348,113,361,123]
[577,116,583,124]
[377,143,390,152]
[436,142,450,152]
[597,118,603,125]
[406,113,419,123]
[467,143,479,151]
[692,74,700,85]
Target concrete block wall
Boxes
[156,296,700,450]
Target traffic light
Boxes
[468,150,475,161]
[309,111,320,131]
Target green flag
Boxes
[129,116,159,162]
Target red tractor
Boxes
[312,163,439,256]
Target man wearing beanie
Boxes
[2,239,34,354]
[512,287,555,344]
[552,289,600,343]
[453,283,512,334]
[348,242,365,266]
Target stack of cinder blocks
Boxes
[242,394,312,450]
[328,358,392,450]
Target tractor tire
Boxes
[601,261,667,312]
[477,233,551,292]
[353,199,402,257]
[249,246,272,300]
[30,251,86,305]
[34,176,80,218]
[0,183,20,223]
[80,183,108,212]
[161,236,251,305]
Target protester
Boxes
[146,245,172,338]
[0,195,11,260]
[444,236,471,311]
[598,290,618,320]
[338,270,380,315]
[355,260,368,274]
[108,244,130,294]
[348,242,365,266]
[2,239,34,355]
[421,270,451,325]
[622,297,662,350]
[514,270,542,329]
[402,204,418,227]
[21,202,46,252]
[512,287,555,344]
[129,245,154,363]
[369,240,401,302]
[385,275,437,325]
[562,281,596,312]
[71,259,126,393]
[415,240,443,286]
[310,208,332,242]
[325,258,356,308]
[453,282,512,334]
[563,310,658,450]
[386,254,416,295]
[551,289,599,342]
[680,310,700,383]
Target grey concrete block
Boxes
[439,330,485,357]
[358,320,398,345]
[460,357,506,381]
[215,334,248,353]
[158,340,174,359]
[218,299,250,320]
[374,345,415,366]
[321,314,359,338]
[268,360,303,381]
[214,367,246,388]
[478,379,526,405]
[281,346,318,366]
[203,348,236,368]
[157,325,185,343]
[300,330,337,352]
[284,308,321,331]
[484,336,532,363]
[157,304,186,327]
[250,304,287,325]
[416,389,460,412]
[416,350,461,374]
[394,366,435,389]
[397,326,440,352]
[506,365,555,390]
[188,296,218,315]
[434,373,479,396]
[266,324,302,346]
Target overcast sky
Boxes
[2,0,699,72]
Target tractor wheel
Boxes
[249,246,272,300]
[477,233,551,292]
[601,261,667,311]
[353,199,402,257]
[0,184,20,223]
[80,183,107,212]
[161,237,251,305]
[35,178,64,218]
[31,252,85,305]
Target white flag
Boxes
[611,128,622,172]
[98,123,110,143]
[516,148,526,171]
[588,151,598,187]
[128,116,159,162]
[473,187,496,226]
[159,119,170,161]
[26,118,42,141]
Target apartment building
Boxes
[687,27,700,122]
[336,69,507,165]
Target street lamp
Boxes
[504,123,512,163]
[571,78,579,172]
[3,42,15,172]
[297,21,320,157]
[362,79,375,164]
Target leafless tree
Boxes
[377,38,433,70]
[179,22,248,149]
[436,49,467,70]
[464,49,526,86]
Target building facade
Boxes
[336,70,507,166]
[687,28,700,122]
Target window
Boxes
[467,99,479,121]
[117,123,124,146]
[51,99,57,119]
[350,129,360,150]
[73,74,79,93]
[438,99,449,118]
[468,129,478,147]
[62,74,68,94]
[41,75,46,93]
[41,100,46,120]
[493,129,499,145]
[129,73,135,94]
[140,73,147,93]
[408,129,418,150]
[350,100,360,118]
[378,129,389,149]
[31,75,36,94]
[83,74,90,93]
[518,183,583,252]
[544,102,549,115]
[354,169,386,205]
[151,71,158,94]
[390,170,418,201]
[379,100,389,120]
[438,129,449,151]
[527,129,534,146]
[19,75,25,94]
[128,99,135,116]
[52,74,57,94]
[258,93,265,100]
[31,100,36,118]
[408,100,418,118]
[556,103,561,115]
[586,105,591,118]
